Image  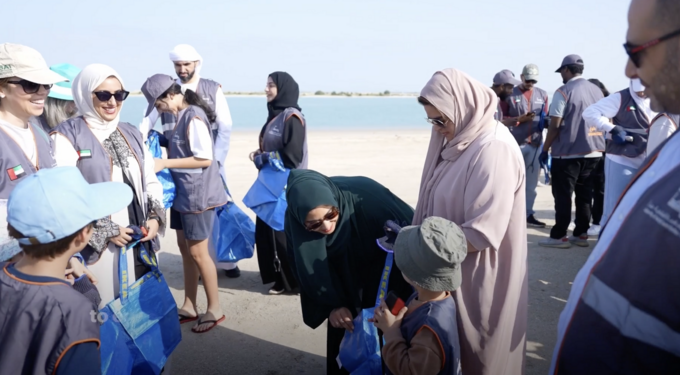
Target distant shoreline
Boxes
[128,91,418,98]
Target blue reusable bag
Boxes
[100,242,181,375]
[212,198,256,263]
[242,164,290,231]
[337,253,394,374]
[147,130,175,209]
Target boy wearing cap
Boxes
[0,166,133,375]
[371,217,466,375]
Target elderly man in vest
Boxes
[505,64,550,228]
[538,55,605,249]
[140,44,240,278]
[550,0,680,373]
[582,79,656,228]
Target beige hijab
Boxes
[414,68,499,224]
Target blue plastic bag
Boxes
[242,164,290,231]
[212,200,256,263]
[100,242,181,375]
[147,130,175,209]
[337,253,394,374]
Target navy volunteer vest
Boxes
[554,131,680,374]
[386,294,462,375]
[160,78,220,140]
[260,108,309,169]
[551,78,606,157]
[0,263,100,375]
[167,105,227,213]
[506,86,549,146]
[608,89,651,158]
[0,122,56,199]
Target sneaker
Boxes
[268,281,286,295]
[538,237,572,248]
[569,235,590,247]
[224,266,241,278]
[527,215,547,228]
[587,225,601,237]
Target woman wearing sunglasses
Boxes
[51,64,166,309]
[251,71,307,295]
[415,69,528,375]
[285,169,414,375]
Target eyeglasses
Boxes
[305,207,339,231]
[624,27,680,68]
[7,80,53,94]
[426,117,447,128]
[93,90,130,102]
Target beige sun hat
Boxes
[0,43,68,84]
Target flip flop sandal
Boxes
[179,313,198,325]
[191,315,226,334]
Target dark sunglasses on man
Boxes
[93,90,130,102]
[624,28,680,68]
[7,79,53,94]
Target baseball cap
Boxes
[493,69,521,86]
[7,167,132,245]
[0,43,68,84]
[47,63,81,101]
[379,217,468,292]
[522,64,539,82]
[555,54,584,72]
[141,73,176,116]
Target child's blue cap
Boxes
[7,167,132,245]
[48,63,80,101]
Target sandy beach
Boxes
[159,129,593,375]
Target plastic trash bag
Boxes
[242,164,290,231]
[212,200,256,263]
[147,130,175,209]
[337,309,382,375]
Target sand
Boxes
[160,129,593,375]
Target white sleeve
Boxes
[139,107,160,140]
[213,87,232,166]
[50,133,80,167]
[582,92,621,133]
[187,118,214,160]
[647,116,678,154]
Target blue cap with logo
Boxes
[7,167,132,245]
[47,63,80,101]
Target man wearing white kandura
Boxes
[582,78,656,228]
[139,44,240,278]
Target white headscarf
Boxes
[169,44,203,76]
[72,64,125,129]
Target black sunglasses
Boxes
[426,117,447,128]
[7,80,52,94]
[624,27,680,68]
[305,207,339,231]
[93,90,130,102]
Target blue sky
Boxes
[6,0,630,94]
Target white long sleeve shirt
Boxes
[647,114,678,155]
[582,88,656,169]
[139,76,232,177]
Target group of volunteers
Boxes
[2,1,680,373]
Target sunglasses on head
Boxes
[426,117,447,128]
[93,90,130,102]
[7,80,52,94]
[305,207,339,231]
[624,27,680,68]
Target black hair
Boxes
[160,83,217,123]
[566,64,584,75]
[588,79,610,97]
[417,96,431,106]
[8,223,93,260]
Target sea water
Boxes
[119,96,427,131]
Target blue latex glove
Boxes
[609,125,628,144]
[539,150,550,167]
[253,152,270,170]
[254,151,286,171]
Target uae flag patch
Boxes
[626,105,637,111]
[78,149,92,159]
[7,165,25,181]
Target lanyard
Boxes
[118,240,159,304]
[373,252,393,308]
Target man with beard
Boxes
[490,69,520,124]
[539,55,605,248]
[549,0,680,373]
[141,44,240,278]
[506,64,550,228]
